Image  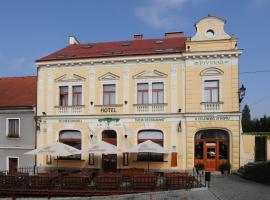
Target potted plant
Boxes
[195,163,205,175]
[219,162,231,174]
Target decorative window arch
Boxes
[137,129,163,161]
[59,130,81,160]
[200,67,224,76]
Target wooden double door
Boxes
[195,139,228,171]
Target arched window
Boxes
[137,129,163,161]
[59,130,81,160]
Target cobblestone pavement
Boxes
[208,174,270,200]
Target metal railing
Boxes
[0,168,205,197]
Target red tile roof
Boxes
[36,37,186,62]
[0,76,37,109]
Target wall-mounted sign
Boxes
[194,59,230,66]
[135,117,165,122]
[58,119,82,123]
[100,107,116,113]
[194,115,231,121]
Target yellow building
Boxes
[35,15,243,172]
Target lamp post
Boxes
[239,84,246,103]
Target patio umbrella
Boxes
[86,140,121,154]
[124,140,170,171]
[25,141,81,171]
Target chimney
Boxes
[69,36,80,45]
[164,32,184,38]
[134,34,143,40]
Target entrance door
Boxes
[255,137,267,161]
[205,143,217,171]
[102,130,117,172]
[195,129,229,171]
[102,154,117,172]
[8,157,18,174]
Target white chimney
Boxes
[69,36,79,45]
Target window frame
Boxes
[72,85,82,106]
[6,156,19,171]
[137,83,149,104]
[6,118,20,138]
[58,130,82,160]
[59,86,69,106]
[152,82,164,104]
[204,80,220,102]
[137,130,164,162]
[103,84,116,105]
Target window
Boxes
[137,83,149,104]
[137,130,163,161]
[103,84,116,105]
[59,130,81,160]
[152,82,164,104]
[72,86,82,106]
[204,80,219,102]
[7,119,20,138]
[59,86,69,106]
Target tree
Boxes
[242,104,253,132]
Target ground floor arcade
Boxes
[36,113,241,172]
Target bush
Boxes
[219,162,231,174]
[242,161,270,184]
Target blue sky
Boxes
[0,0,269,117]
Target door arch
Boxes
[102,130,117,172]
[194,129,229,171]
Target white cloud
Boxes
[135,0,200,29]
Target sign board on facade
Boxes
[135,117,165,122]
[188,59,231,66]
[100,107,117,113]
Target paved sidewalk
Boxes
[209,174,270,200]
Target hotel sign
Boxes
[194,115,231,121]
[100,107,117,113]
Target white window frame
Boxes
[135,79,166,105]
[6,156,19,171]
[201,76,222,103]
[6,118,21,138]
[100,80,118,105]
[56,82,84,106]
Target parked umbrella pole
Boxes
[148,152,150,172]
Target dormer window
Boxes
[206,29,215,38]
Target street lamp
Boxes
[239,84,246,103]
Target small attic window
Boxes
[122,41,131,46]
[206,29,215,38]
[82,45,93,49]
[155,40,164,44]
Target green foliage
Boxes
[242,104,270,133]
[242,161,270,184]
[219,162,231,173]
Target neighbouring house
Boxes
[0,76,37,172]
[35,15,243,172]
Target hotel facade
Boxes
[35,16,242,172]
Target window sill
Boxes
[135,160,168,163]
[200,102,223,105]
[95,104,123,107]
[55,158,85,161]
[133,103,168,106]
[7,136,20,139]
[54,105,85,108]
